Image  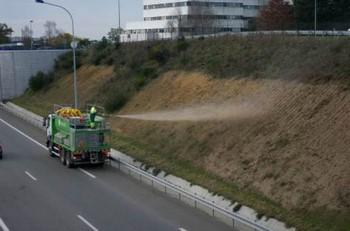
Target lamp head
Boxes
[35,0,44,3]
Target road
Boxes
[0,108,233,231]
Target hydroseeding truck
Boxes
[43,105,111,168]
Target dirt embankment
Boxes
[113,71,350,213]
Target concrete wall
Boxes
[0,50,69,100]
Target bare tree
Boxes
[257,0,294,30]
[167,2,214,38]
[187,1,214,36]
[44,21,61,40]
[167,8,185,39]
[21,25,32,46]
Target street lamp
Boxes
[314,0,317,37]
[35,0,78,109]
[30,20,33,49]
[118,0,121,30]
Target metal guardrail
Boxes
[113,159,272,231]
[0,102,45,131]
[0,102,276,231]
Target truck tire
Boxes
[60,150,66,165]
[66,152,75,168]
[96,162,104,167]
[49,145,55,157]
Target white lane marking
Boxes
[179,228,188,231]
[0,118,97,180]
[0,217,10,231]
[77,215,98,231]
[0,118,48,150]
[25,171,37,181]
[79,168,96,179]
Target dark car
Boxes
[0,143,2,159]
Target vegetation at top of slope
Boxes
[57,35,350,114]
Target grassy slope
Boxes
[13,36,350,231]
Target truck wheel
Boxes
[49,144,55,157]
[60,150,66,165]
[66,152,75,168]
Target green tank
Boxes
[45,105,111,168]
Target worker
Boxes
[90,106,97,128]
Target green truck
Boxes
[44,105,111,168]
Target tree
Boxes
[187,0,214,35]
[0,23,13,44]
[294,0,350,29]
[167,8,185,38]
[48,33,72,48]
[21,25,33,47]
[167,2,214,38]
[107,28,124,43]
[257,0,294,30]
[44,21,61,40]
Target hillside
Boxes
[13,36,350,231]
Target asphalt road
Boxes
[0,108,233,231]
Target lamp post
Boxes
[35,0,78,108]
[117,0,121,42]
[118,0,121,30]
[314,0,317,37]
[30,20,33,49]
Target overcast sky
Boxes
[1,0,143,40]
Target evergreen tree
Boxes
[0,23,13,44]
[294,0,350,29]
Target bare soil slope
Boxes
[113,71,350,213]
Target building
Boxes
[121,0,268,42]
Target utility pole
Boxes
[30,20,33,49]
[314,0,317,36]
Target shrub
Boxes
[134,75,147,90]
[29,71,53,91]
[180,55,190,65]
[91,47,112,65]
[174,38,189,52]
[96,36,109,50]
[141,61,158,79]
[104,92,128,113]
[148,43,170,64]
[54,51,82,71]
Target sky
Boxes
[0,0,143,40]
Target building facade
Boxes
[121,0,267,42]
